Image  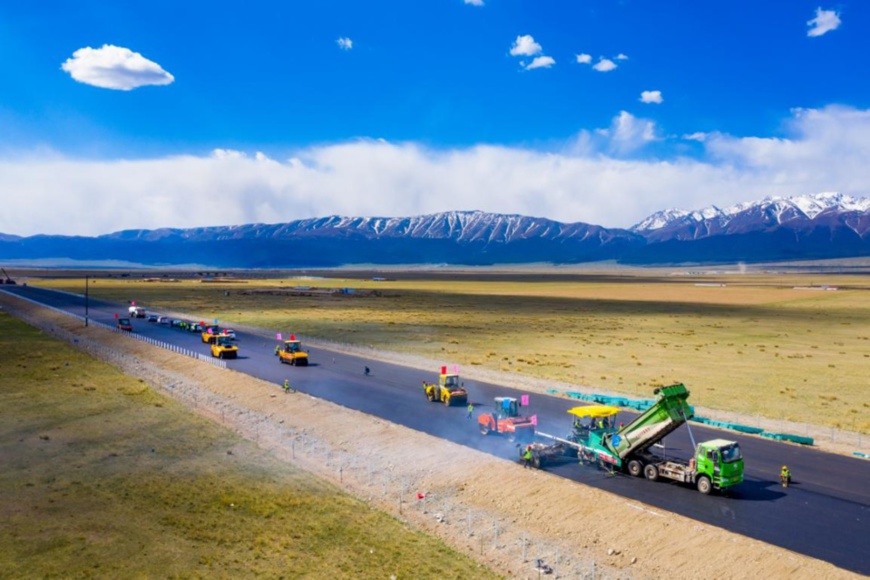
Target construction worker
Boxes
[780,465,791,487]
[466,402,474,419]
[283,379,291,394]
[522,446,533,469]
[274,344,280,356]
[364,366,371,376]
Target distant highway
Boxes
[6,285,869,575]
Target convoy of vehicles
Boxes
[82,297,749,497]
[478,396,536,443]
[423,366,468,406]
[530,384,744,494]
[278,335,309,366]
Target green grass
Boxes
[35,273,870,432]
[0,311,498,578]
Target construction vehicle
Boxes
[128,304,146,318]
[522,405,620,469]
[201,326,228,344]
[278,335,309,366]
[532,384,744,494]
[1,267,16,285]
[423,366,468,406]
[478,396,535,443]
[210,335,238,359]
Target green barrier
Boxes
[761,432,814,446]
[853,452,869,459]
[727,424,765,435]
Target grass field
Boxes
[0,311,498,578]
[33,271,870,433]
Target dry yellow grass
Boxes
[35,271,870,433]
[0,311,499,578]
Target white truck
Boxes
[128,305,146,318]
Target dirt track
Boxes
[3,296,860,580]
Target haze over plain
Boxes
[1,1,867,237]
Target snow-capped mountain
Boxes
[2,193,869,267]
[632,192,870,241]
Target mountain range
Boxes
[2,192,869,267]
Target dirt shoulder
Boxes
[1,295,860,580]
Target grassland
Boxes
[0,311,499,578]
[33,270,870,433]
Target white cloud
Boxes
[575,53,592,64]
[525,56,555,70]
[61,44,174,91]
[337,37,353,50]
[640,90,663,104]
[615,54,629,60]
[4,107,870,236]
[464,0,484,5]
[807,7,841,37]
[602,111,658,154]
[592,58,617,72]
[683,132,708,142]
[510,35,542,57]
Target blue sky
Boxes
[1,1,868,236]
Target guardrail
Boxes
[0,289,226,370]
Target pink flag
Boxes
[521,394,529,406]
[277,333,283,340]
[530,414,538,426]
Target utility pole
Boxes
[84,275,89,327]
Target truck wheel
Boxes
[479,422,490,435]
[644,464,659,481]
[444,395,451,406]
[290,358,296,366]
[426,391,435,402]
[628,460,643,477]
[697,475,712,495]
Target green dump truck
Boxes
[532,384,744,494]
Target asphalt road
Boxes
[6,285,869,575]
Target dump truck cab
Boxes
[478,396,535,442]
[423,366,467,406]
[278,335,309,366]
[210,336,238,359]
[693,439,744,493]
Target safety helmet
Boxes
[782,465,787,469]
